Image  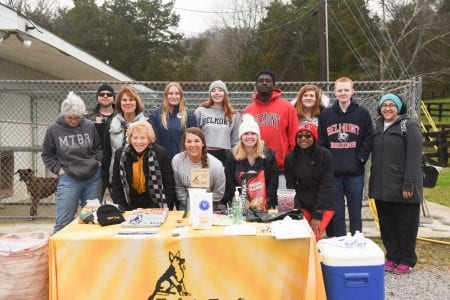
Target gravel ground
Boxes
[385,267,450,299]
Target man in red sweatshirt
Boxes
[243,69,299,188]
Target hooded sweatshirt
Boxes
[243,88,299,171]
[317,99,373,177]
[42,115,102,180]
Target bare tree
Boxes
[378,0,450,88]
[194,0,272,80]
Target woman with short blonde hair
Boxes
[127,120,156,144]
[111,120,177,210]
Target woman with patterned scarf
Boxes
[111,120,178,210]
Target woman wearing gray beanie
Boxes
[194,80,241,165]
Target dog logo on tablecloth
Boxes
[148,250,191,299]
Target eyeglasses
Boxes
[381,103,396,109]
[297,133,313,139]
[98,92,113,97]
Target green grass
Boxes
[424,167,450,207]
[422,98,449,208]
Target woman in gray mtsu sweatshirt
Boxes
[42,92,102,233]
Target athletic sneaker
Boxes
[384,260,396,272]
[393,263,411,275]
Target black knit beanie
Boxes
[97,84,115,98]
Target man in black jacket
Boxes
[86,84,116,199]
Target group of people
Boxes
[42,69,423,275]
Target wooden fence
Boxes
[424,102,450,122]
[423,124,449,167]
[422,91,447,100]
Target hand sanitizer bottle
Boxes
[232,188,242,224]
[230,187,242,224]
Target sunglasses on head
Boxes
[297,133,313,139]
[98,92,113,97]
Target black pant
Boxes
[375,199,420,267]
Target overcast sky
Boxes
[23,0,382,37]
[45,0,230,37]
[172,0,228,36]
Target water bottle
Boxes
[354,231,366,248]
[344,232,354,248]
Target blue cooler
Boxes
[317,238,385,300]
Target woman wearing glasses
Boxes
[369,93,422,275]
[284,122,335,240]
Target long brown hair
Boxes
[198,91,237,125]
[294,85,322,119]
[181,127,209,168]
[161,82,188,129]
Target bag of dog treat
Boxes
[239,170,267,212]
[78,199,101,224]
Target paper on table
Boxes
[271,220,311,239]
[172,226,190,238]
[116,227,159,236]
[222,224,258,236]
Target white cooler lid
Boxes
[317,238,385,266]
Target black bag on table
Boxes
[245,208,303,223]
[96,204,125,226]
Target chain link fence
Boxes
[0,79,422,219]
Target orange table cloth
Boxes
[49,211,326,300]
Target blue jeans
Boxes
[332,175,364,236]
[54,168,101,233]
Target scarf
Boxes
[131,154,146,193]
[119,144,165,207]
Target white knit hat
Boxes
[209,80,228,94]
[239,114,260,138]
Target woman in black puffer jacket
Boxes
[369,93,422,275]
